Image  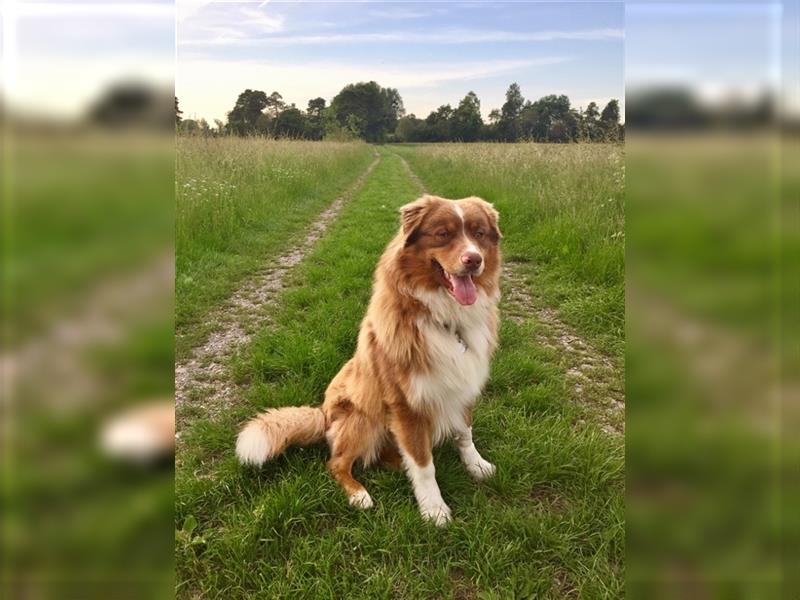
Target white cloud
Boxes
[179,28,623,47]
[179,2,285,45]
[367,8,447,20]
[239,7,285,33]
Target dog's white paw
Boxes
[348,489,374,509]
[420,501,452,527]
[467,458,496,481]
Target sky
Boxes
[625,2,784,110]
[3,2,790,123]
[3,0,175,119]
[176,1,625,123]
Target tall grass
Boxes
[176,137,374,353]
[9,134,173,344]
[393,143,625,356]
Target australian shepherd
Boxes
[236,194,502,525]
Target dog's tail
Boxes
[235,406,326,467]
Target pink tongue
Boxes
[452,275,477,305]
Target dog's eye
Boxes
[474,230,485,240]
[435,230,450,239]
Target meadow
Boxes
[4,132,175,598]
[176,137,375,357]
[175,139,625,598]
[625,134,788,595]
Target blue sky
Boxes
[626,2,783,108]
[5,1,792,123]
[177,1,624,123]
[4,1,174,119]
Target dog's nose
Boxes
[461,252,483,270]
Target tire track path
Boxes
[175,153,380,433]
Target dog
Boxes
[236,194,501,525]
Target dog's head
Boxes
[398,195,502,306]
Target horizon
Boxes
[176,2,624,124]
[5,2,787,124]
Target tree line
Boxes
[177,81,623,143]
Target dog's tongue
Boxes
[452,274,477,305]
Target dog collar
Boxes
[439,323,469,354]
[440,321,468,353]
[456,332,468,353]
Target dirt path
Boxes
[391,150,624,435]
[175,153,380,433]
[504,264,624,434]
[2,252,174,411]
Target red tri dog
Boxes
[236,194,501,525]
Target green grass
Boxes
[176,146,624,599]
[392,143,624,359]
[625,134,786,596]
[176,137,374,357]
[4,132,175,598]
[6,134,174,347]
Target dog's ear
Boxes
[399,195,433,245]
[476,198,502,241]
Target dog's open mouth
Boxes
[432,260,477,306]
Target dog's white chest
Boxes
[408,290,496,443]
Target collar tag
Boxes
[456,333,468,353]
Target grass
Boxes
[6,133,174,346]
[625,134,786,596]
[176,144,624,598]
[4,132,175,598]
[176,137,374,357]
[392,143,624,359]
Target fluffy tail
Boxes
[235,406,326,466]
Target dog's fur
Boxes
[236,194,501,525]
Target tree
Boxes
[179,118,199,134]
[265,91,285,119]
[583,102,600,141]
[600,99,621,140]
[255,113,272,135]
[425,104,454,141]
[227,89,268,135]
[307,97,326,118]
[484,108,502,140]
[274,106,307,138]
[395,114,425,142]
[452,91,483,141]
[88,82,171,129]
[213,118,224,135]
[175,96,183,124]
[382,87,405,121]
[321,106,357,140]
[331,81,404,142]
[499,83,525,141]
[306,97,326,140]
[519,94,573,141]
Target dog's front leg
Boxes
[391,409,451,526]
[454,409,495,481]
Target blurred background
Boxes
[1,0,797,598]
[626,1,796,598]
[1,1,175,598]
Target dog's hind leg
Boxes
[326,412,378,509]
[379,442,403,471]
